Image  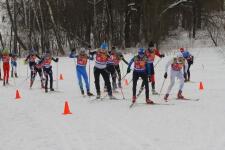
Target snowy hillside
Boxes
[1,47,225,150]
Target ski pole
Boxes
[56,60,59,89]
[159,78,166,97]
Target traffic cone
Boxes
[15,89,21,99]
[59,74,64,80]
[124,79,129,86]
[62,101,72,115]
[199,82,204,90]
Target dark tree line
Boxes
[0,0,224,54]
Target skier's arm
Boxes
[52,57,59,62]
[25,55,30,61]
[69,51,76,58]
[120,54,129,65]
[155,49,165,58]
[127,57,134,73]
[36,54,41,60]
[89,51,97,56]
[165,59,173,73]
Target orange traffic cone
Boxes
[15,89,21,99]
[59,74,64,80]
[124,79,129,86]
[199,82,204,90]
[62,101,72,115]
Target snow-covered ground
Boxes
[1,47,225,150]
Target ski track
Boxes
[1,47,225,149]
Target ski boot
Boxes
[152,89,159,95]
[6,80,9,84]
[15,73,18,78]
[87,91,94,96]
[164,94,169,101]
[96,94,101,99]
[177,90,184,99]
[81,89,85,95]
[45,88,48,93]
[30,80,34,88]
[132,96,136,103]
[3,80,5,86]
[50,88,54,91]
[146,98,154,104]
[109,95,117,100]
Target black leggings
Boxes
[133,71,149,99]
[43,67,53,89]
[94,67,112,96]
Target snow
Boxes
[1,47,225,150]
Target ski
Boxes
[130,102,174,108]
[176,98,200,101]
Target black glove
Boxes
[55,58,59,62]
[127,68,131,74]
[160,54,165,58]
[164,72,167,79]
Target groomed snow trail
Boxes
[1,47,225,150]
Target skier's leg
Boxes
[43,68,49,91]
[76,67,84,91]
[141,73,149,99]
[49,68,53,90]
[101,69,112,96]
[82,69,90,93]
[132,72,139,98]
[94,67,101,96]
[166,70,176,94]
[115,65,122,88]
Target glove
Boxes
[55,58,59,62]
[164,72,167,79]
[127,68,131,74]
[160,54,165,58]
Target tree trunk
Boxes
[6,0,27,50]
[45,0,65,55]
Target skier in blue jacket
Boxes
[127,48,154,104]
[70,48,94,96]
[179,48,194,82]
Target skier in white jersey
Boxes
[164,52,188,101]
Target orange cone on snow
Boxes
[62,101,72,115]
[199,82,204,90]
[59,74,64,80]
[124,79,129,86]
[15,89,21,99]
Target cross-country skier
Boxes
[30,60,45,88]
[164,52,188,100]
[11,52,18,78]
[105,47,118,91]
[180,48,194,82]
[69,48,94,96]
[127,48,154,104]
[25,49,42,88]
[2,49,10,86]
[89,43,116,99]
[111,46,128,88]
[138,42,165,95]
[40,51,58,93]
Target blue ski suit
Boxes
[70,51,93,92]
